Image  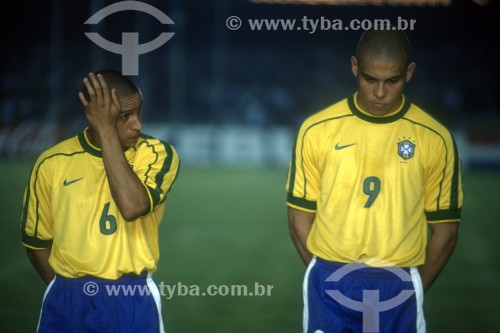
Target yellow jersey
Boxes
[21,128,180,279]
[286,93,463,267]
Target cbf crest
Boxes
[397,138,416,160]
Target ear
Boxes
[406,62,416,83]
[351,56,359,78]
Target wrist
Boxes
[88,126,119,149]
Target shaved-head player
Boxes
[287,29,463,333]
[21,70,180,332]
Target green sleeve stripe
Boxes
[450,136,461,209]
[146,185,161,209]
[20,166,34,238]
[287,137,298,195]
[426,209,461,221]
[288,111,353,202]
[159,159,181,205]
[138,135,180,208]
[401,117,450,211]
[22,233,53,249]
[155,142,174,190]
[140,133,161,206]
[30,149,85,240]
[165,158,180,195]
[287,193,317,211]
[138,137,159,200]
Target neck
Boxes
[86,128,101,149]
[355,94,403,117]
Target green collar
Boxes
[78,128,102,158]
[348,93,411,124]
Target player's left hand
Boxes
[79,73,121,134]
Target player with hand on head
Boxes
[21,69,179,333]
[286,29,463,333]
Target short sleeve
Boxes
[134,139,180,215]
[424,133,463,223]
[286,123,320,212]
[21,156,54,249]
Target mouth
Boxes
[370,101,386,110]
[128,134,140,143]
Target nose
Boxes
[374,82,386,99]
[131,115,143,132]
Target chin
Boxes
[121,142,136,150]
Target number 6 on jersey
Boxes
[100,202,117,235]
[363,176,381,208]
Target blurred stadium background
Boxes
[1,0,499,332]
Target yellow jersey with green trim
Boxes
[21,128,180,279]
[286,93,463,267]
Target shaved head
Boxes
[82,69,141,101]
[351,29,415,116]
[356,29,411,67]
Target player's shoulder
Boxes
[36,134,82,163]
[300,96,352,130]
[136,133,178,156]
[137,133,173,148]
[404,101,453,138]
[29,134,82,174]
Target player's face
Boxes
[351,55,415,116]
[115,92,143,149]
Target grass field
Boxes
[0,161,499,332]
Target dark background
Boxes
[1,0,498,132]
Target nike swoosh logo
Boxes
[63,177,83,186]
[335,143,356,150]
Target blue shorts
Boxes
[37,272,164,333]
[303,257,426,333]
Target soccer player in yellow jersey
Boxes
[287,29,463,333]
[21,70,179,333]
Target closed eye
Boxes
[387,77,402,84]
[120,113,131,121]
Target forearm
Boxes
[26,248,55,284]
[98,130,150,220]
[288,207,315,265]
[291,229,313,265]
[418,222,459,292]
[80,73,149,220]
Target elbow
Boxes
[121,209,147,222]
[121,212,140,222]
[114,188,152,221]
[288,216,303,240]
[287,214,299,239]
[288,221,297,240]
[447,223,459,247]
[119,203,150,222]
[439,222,459,255]
[448,230,459,253]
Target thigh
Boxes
[304,259,421,333]
[100,278,163,333]
[304,258,354,333]
[37,277,66,333]
[38,276,110,333]
[38,276,164,333]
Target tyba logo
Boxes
[325,259,415,333]
[84,1,175,75]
